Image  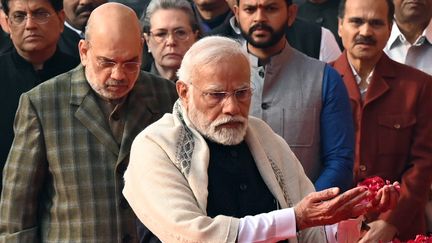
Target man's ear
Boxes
[57,10,66,32]
[234,4,240,23]
[338,17,343,38]
[287,4,298,27]
[176,81,190,106]
[78,39,89,65]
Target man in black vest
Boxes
[0,0,78,193]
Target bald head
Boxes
[78,2,144,101]
[85,2,141,42]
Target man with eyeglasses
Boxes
[0,0,79,195]
[0,2,177,242]
[123,36,400,243]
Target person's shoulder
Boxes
[138,71,176,87]
[289,45,325,67]
[133,112,177,145]
[382,54,432,82]
[55,50,80,70]
[248,117,286,145]
[27,66,79,96]
[0,51,14,69]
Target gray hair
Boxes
[177,36,250,83]
[141,0,200,34]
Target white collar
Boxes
[64,21,84,38]
[388,18,432,48]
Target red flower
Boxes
[357,176,391,202]
[392,234,432,243]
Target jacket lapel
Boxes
[70,65,120,155]
[117,73,162,165]
[363,55,393,106]
[333,52,362,105]
[246,127,289,208]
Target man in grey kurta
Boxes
[234,0,354,191]
[0,3,177,242]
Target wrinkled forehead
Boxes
[193,55,251,89]
[343,0,389,20]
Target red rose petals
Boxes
[392,234,432,243]
[357,176,391,202]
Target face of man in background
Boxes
[234,0,292,48]
[338,0,391,64]
[6,0,65,56]
[393,0,432,24]
[63,0,106,30]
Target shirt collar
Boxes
[64,21,84,38]
[348,61,375,86]
[424,18,432,44]
[388,18,432,49]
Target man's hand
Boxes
[358,220,397,243]
[368,182,400,213]
[294,187,371,230]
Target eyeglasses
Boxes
[96,59,141,74]
[9,11,51,26]
[149,28,191,43]
[190,83,254,106]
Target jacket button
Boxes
[261,103,270,110]
[240,184,248,191]
[393,124,401,129]
[258,70,265,78]
[359,164,367,172]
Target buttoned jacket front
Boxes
[332,52,432,240]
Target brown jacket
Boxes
[332,52,432,240]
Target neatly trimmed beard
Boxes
[240,22,287,49]
[187,101,248,146]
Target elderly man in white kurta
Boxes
[123,36,399,243]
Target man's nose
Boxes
[359,23,373,36]
[221,95,241,115]
[24,16,37,29]
[110,65,127,80]
[253,8,268,23]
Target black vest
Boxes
[206,139,277,218]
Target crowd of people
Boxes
[0,0,430,242]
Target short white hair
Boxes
[177,36,250,83]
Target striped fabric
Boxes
[0,65,177,242]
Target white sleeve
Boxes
[238,208,363,243]
[319,27,342,63]
[238,208,297,243]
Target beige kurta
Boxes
[123,101,326,242]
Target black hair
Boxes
[338,0,394,24]
[236,0,293,6]
[1,0,63,15]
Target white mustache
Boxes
[212,116,247,127]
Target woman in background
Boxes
[141,0,201,81]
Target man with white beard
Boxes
[123,36,400,243]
